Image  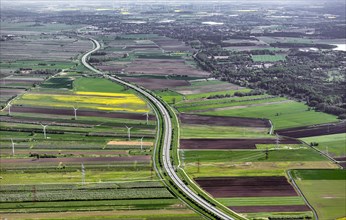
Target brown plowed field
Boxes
[0,150,128,156]
[96,65,124,72]
[10,106,155,120]
[0,88,26,95]
[1,156,150,164]
[276,122,345,138]
[122,77,190,90]
[195,176,298,197]
[125,59,209,76]
[338,162,346,168]
[126,45,159,49]
[335,156,346,161]
[180,138,301,149]
[230,205,310,213]
[179,114,270,128]
[152,38,193,52]
[336,157,346,168]
[0,79,43,84]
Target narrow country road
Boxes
[81,38,235,220]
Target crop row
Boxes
[0,181,163,192]
[1,187,173,202]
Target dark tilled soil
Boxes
[123,77,190,90]
[1,156,150,164]
[229,205,310,213]
[276,122,346,138]
[179,114,270,128]
[125,59,209,76]
[195,176,298,197]
[180,138,301,149]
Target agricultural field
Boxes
[0,35,89,62]
[123,77,191,90]
[0,21,84,34]
[179,114,270,128]
[14,91,147,112]
[0,21,91,109]
[277,121,346,138]
[1,7,345,219]
[201,101,339,130]
[251,54,286,62]
[181,125,270,139]
[291,169,346,220]
[176,95,283,113]
[89,33,209,93]
[182,149,329,163]
[180,138,301,150]
[0,67,200,218]
[169,72,342,219]
[301,133,346,158]
[195,176,313,219]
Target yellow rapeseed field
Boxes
[75,91,131,97]
[18,93,149,113]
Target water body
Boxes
[202,21,224,25]
[332,44,346,51]
[123,21,147,24]
[159,19,175,23]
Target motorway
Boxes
[82,38,235,220]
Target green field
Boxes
[41,77,74,89]
[251,55,286,62]
[301,133,346,157]
[202,101,339,130]
[256,144,306,150]
[181,125,270,138]
[183,161,337,178]
[243,212,313,220]
[292,169,346,220]
[182,149,328,163]
[217,196,305,206]
[1,209,202,220]
[176,96,284,112]
[0,198,180,212]
[154,89,185,104]
[291,169,346,180]
[185,88,251,100]
[73,77,131,93]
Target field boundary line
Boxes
[171,103,247,220]
[299,139,341,166]
[286,169,319,220]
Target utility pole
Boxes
[140,137,144,151]
[40,124,48,139]
[8,103,12,116]
[144,112,149,125]
[125,126,132,141]
[265,147,269,160]
[275,134,280,149]
[11,138,15,156]
[197,158,200,173]
[81,163,85,185]
[73,106,78,120]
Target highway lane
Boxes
[82,38,235,220]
